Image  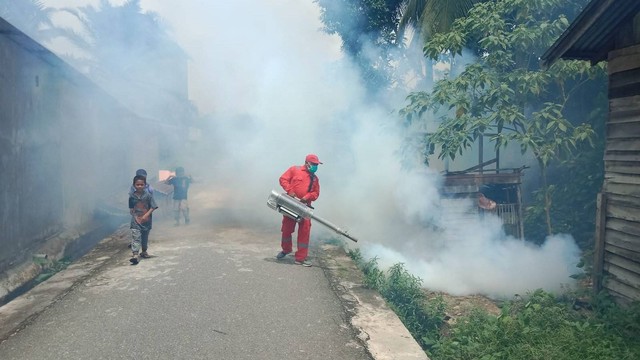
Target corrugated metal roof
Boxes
[542,0,640,66]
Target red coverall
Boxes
[279,165,320,262]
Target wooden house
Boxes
[542,0,640,304]
[441,167,525,239]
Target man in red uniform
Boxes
[276,154,322,267]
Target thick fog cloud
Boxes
[34,0,581,298]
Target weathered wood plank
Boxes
[609,43,640,61]
[606,231,640,253]
[606,121,640,138]
[594,193,606,293]
[609,50,640,74]
[605,119,640,126]
[604,171,640,183]
[606,138,640,151]
[606,161,640,175]
[607,193,640,207]
[604,172,640,185]
[603,152,640,162]
[610,108,640,122]
[610,95,640,117]
[607,105,640,120]
[605,243,640,263]
[443,173,522,186]
[611,68,640,89]
[603,262,640,290]
[603,278,640,302]
[604,251,640,275]
[611,86,640,100]
[605,289,634,307]
[606,202,640,222]
[605,193,640,210]
[607,218,640,238]
[603,182,640,198]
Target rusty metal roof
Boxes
[541,0,640,67]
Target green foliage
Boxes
[348,249,385,289]
[361,256,386,289]
[400,0,607,236]
[348,249,446,349]
[433,290,640,360]
[315,0,404,54]
[314,0,405,91]
[524,89,606,247]
[347,247,363,262]
[592,291,640,339]
[322,236,344,247]
[349,250,640,359]
[34,257,72,284]
[398,0,480,44]
[380,263,446,348]
[54,0,174,83]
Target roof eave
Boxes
[541,0,619,67]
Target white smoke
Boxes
[38,0,581,298]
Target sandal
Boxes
[140,252,151,259]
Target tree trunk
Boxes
[540,162,553,235]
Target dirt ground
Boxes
[425,279,594,326]
[424,290,502,324]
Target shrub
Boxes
[432,290,640,360]
[347,249,640,359]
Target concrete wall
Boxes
[0,17,157,275]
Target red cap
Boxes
[305,154,323,164]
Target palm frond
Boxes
[49,25,94,53]
[59,7,95,39]
[399,0,480,46]
[398,0,428,42]
[424,0,477,34]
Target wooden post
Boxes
[479,135,484,174]
[593,192,607,294]
[517,184,524,240]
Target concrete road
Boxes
[0,185,429,360]
[0,200,372,359]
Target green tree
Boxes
[400,0,605,237]
[397,0,481,89]
[314,0,405,92]
[55,0,173,85]
[524,85,606,248]
[398,0,479,44]
[53,0,195,158]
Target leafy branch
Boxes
[400,0,605,236]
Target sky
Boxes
[31,0,583,299]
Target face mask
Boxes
[308,164,318,173]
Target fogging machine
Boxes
[267,190,358,242]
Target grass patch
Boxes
[433,290,640,360]
[321,236,345,247]
[347,249,640,360]
[348,249,446,349]
[34,257,72,284]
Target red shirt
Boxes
[279,165,320,203]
